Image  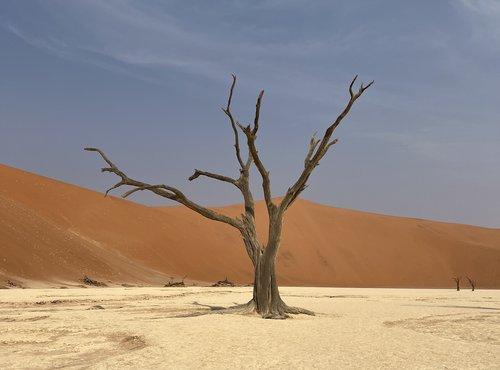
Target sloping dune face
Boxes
[1,164,499,288]
[0,165,252,286]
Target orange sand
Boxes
[1,164,499,288]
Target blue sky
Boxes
[1,0,499,227]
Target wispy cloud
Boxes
[5,23,70,59]
[2,22,160,85]
[459,0,500,14]
[1,0,499,226]
[1,0,368,101]
[351,125,500,169]
[456,0,500,49]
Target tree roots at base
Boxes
[186,299,315,320]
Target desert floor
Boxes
[1,287,499,369]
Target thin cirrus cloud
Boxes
[1,0,364,98]
[457,0,500,46]
[2,22,160,85]
[459,0,500,14]
[3,0,497,159]
[1,0,499,227]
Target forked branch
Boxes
[220,75,256,226]
[189,169,237,186]
[221,74,248,170]
[240,90,274,212]
[84,147,243,231]
[280,75,373,211]
[304,133,320,168]
[86,76,262,262]
[466,276,476,291]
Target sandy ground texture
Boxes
[1,287,499,369]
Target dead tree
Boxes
[466,276,476,291]
[453,276,461,291]
[212,277,235,287]
[86,75,373,319]
[165,274,188,287]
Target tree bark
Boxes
[86,75,372,319]
[250,243,314,318]
[253,252,282,317]
[240,211,313,319]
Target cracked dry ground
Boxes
[1,287,499,369]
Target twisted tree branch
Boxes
[188,169,237,186]
[222,74,248,170]
[280,75,373,211]
[240,90,274,212]
[304,132,320,168]
[219,76,256,247]
[84,147,243,231]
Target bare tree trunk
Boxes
[466,276,476,291]
[253,251,285,317]
[246,240,309,318]
[252,210,284,317]
[86,74,372,319]
[243,212,313,319]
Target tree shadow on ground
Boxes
[173,300,256,318]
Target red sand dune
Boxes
[1,164,499,288]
